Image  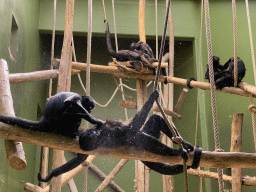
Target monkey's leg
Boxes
[38,153,88,182]
[129,90,159,130]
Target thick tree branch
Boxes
[0,122,256,169]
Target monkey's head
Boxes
[212,55,220,63]
[81,96,95,113]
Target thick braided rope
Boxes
[48,0,57,99]
[232,0,238,87]
[195,2,204,191]
[204,0,224,191]
[245,0,256,151]
[249,94,256,150]
[245,0,256,85]
[83,0,93,191]
[111,0,129,120]
[41,0,57,188]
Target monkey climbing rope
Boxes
[204,0,225,191]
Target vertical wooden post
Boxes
[50,0,75,191]
[0,59,27,171]
[136,1,148,191]
[230,113,243,192]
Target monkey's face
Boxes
[81,96,95,113]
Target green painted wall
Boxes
[0,0,48,191]
[1,0,256,191]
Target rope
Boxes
[196,1,204,192]
[232,0,238,87]
[41,0,57,188]
[245,0,256,152]
[111,0,129,120]
[48,0,57,99]
[204,0,224,191]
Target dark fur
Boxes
[204,56,246,90]
[104,20,168,76]
[38,90,199,182]
[205,55,226,83]
[0,92,104,182]
[215,57,246,89]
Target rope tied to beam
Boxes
[232,0,238,87]
[245,0,256,152]
[153,0,189,190]
[204,0,225,191]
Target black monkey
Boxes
[205,55,227,83]
[0,92,104,178]
[215,57,246,89]
[0,92,102,137]
[38,90,201,182]
[105,20,162,73]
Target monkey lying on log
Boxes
[0,92,103,177]
[105,20,167,76]
[0,91,202,182]
[38,90,200,181]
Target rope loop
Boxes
[249,104,256,114]
[215,148,224,152]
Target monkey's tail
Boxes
[38,153,88,182]
[0,114,43,131]
[104,20,118,58]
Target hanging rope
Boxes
[41,0,57,188]
[232,0,238,87]
[195,1,204,191]
[204,0,224,191]
[48,0,57,99]
[245,0,256,152]
[153,0,189,191]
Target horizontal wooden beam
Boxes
[0,122,256,169]
[7,62,256,98]
[72,62,256,98]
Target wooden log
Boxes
[0,59,27,170]
[71,62,256,98]
[95,159,128,192]
[9,69,80,84]
[188,169,256,186]
[173,88,188,114]
[1,123,256,169]
[119,100,137,109]
[50,0,75,191]
[136,79,147,192]
[40,147,49,188]
[24,156,96,192]
[23,182,42,192]
[151,106,181,119]
[230,113,243,192]
[108,61,168,68]
[239,81,256,97]
[90,163,125,192]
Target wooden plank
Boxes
[230,113,243,192]
[50,0,75,191]
[0,59,27,170]
[0,123,256,169]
